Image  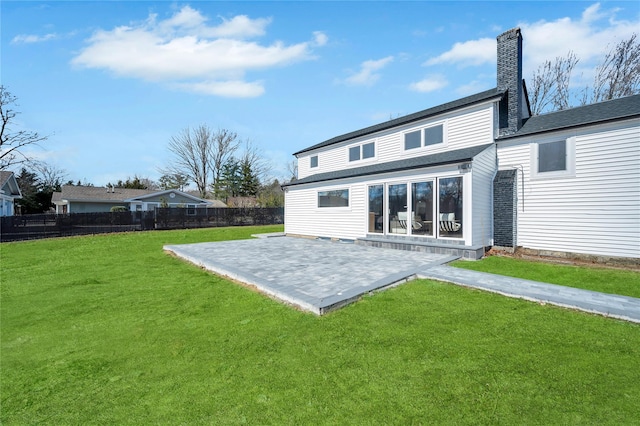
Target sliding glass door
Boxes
[368,185,384,233]
[411,181,434,236]
[388,184,407,234]
[438,177,463,238]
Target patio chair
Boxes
[439,212,461,233]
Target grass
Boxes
[2,226,639,424]
[451,255,640,299]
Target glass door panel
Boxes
[388,184,407,234]
[368,185,384,233]
[438,177,463,238]
[411,181,434,236]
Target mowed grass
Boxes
[2,226,639,424]
[452,255,640,298]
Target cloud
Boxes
[344,56,394,86]
[424,38,496,67]
[71,6,326,98]
[409,74,448,93]
[420,3,639,92]
[518,2,639,76]
[174,80,265,98]
[11,33,58,44]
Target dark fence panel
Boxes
[0,207,284,242]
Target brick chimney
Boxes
[497,28,524,137]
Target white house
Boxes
[282,28,640,262]
[0,171,22,217]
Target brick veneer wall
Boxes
[497,28,523,137]
[493,169,517,248]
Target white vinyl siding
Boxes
[497,120,640,259]
[296,102,495,180]
[471,145,496,247]
[285,157,491,245]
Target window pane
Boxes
[424,125,443,146]
[412,181,434,236]
[438,177,463,238]
[310,156,318,168]
[318,190,349,207]
[404,131,421,150]
[538,141,566,172]
[362,142,375,159]
[349,146,360,162]
[368,185,384,233]
[388,184,407,234]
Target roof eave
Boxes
[293,89,504,156]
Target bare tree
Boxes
[166,125,214,198]
[35,162,67,191]
[210,128,239,192]
[165,125,239,198]
[584,33,640,104]
[529,51,579,115]
[530,34,640,115]
[0,86,49,170]
[285,159,298,182]
[239,139,270,184]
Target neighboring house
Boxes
[282,28,640,261]
[0,171,22,217]
[52,185,212,214]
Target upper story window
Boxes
[404,124,444,151]
[531,138,575,179]
[348,142,375,162]
[310,155,318,168]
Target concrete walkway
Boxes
[165,236,640,322]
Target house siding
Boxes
[285,163,476,241]
[471,144,497,247]
[496,119,640,259]
[297,103,495,180]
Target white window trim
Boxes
[316,188,351,210]
[530,137,576,180]
[402,121,447,152]
[310,155,318,168]
[347,140,377,163]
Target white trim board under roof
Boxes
[283,144,492,187]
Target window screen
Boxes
[538,141,566,173]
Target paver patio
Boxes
[165,235,640,321]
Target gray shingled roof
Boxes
[59,185,154,202]
[499,94,640,140]
[294,88,504,155]
[0,171,21,196]
[283,144,493,187]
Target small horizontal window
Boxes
[310,155,318,168]
[424,124,443,146]
[404,130,421,150]
[362,142,375,159]
[318,189,349,208]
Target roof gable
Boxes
[0,171,22,197]
[294,88,504,155]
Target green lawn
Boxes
[2,227,639,424]
[451,255,640,299]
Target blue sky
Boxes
[2,1,639,187]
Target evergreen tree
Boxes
[239,158,260,197]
